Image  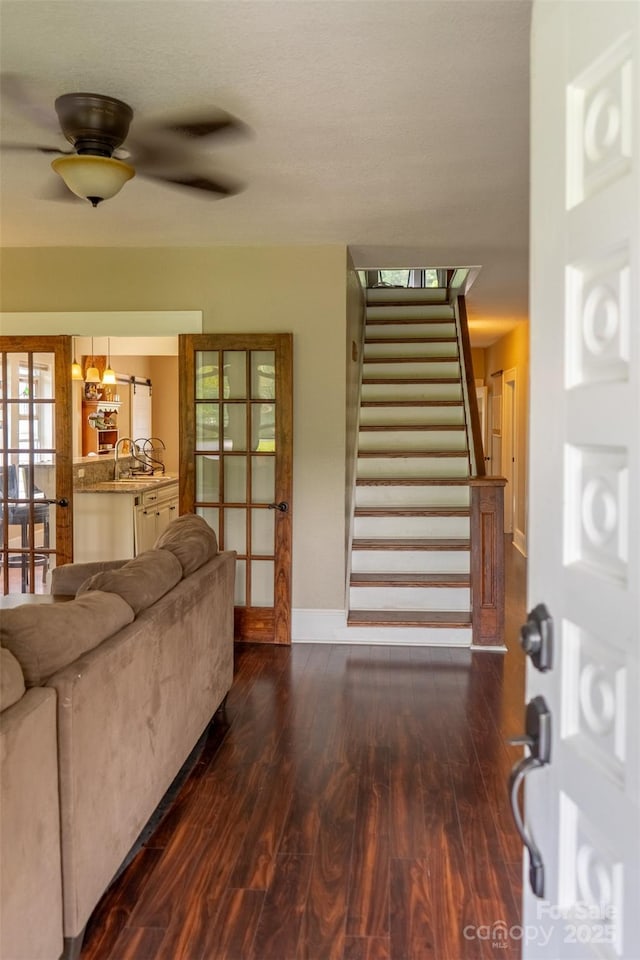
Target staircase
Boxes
[347,286,473,645]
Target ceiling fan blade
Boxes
[0,142,71,155]
[0,73,60,133]
[159,111,247,140]
[142,172,242,197]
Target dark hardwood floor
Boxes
[81,541,527,960]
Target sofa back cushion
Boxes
[76,549,182,615]
[51,559,128,597]
[154,513,218,576]
[0,647,25,711]
[0,592,135,687]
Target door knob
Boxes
[268,501,288,513]
[520,603,553,672]
[42,497,69,507]
[508,695,551,898]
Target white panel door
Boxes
[523,2,639,959]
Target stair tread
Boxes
[366,320,455,327]
[364,356,459,364]
[354,506,470,517]
[361,400,464,407]
[352,537,471,551]
[358,449,469,458]
[350,573,470,587]
[359,423,465,431]
[365,336,458,344]
[356,477,470,486]
[362,377,461,385]
[348,609,472,627]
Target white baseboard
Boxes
[470,644,508,653]
[513,527,527,557]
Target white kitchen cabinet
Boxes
[74,481,179,562]
[134,484,179,554]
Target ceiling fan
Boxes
[0,78,247,206]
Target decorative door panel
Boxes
[0,337,73,594]
[179,334,292,644]
[524,3,639,958]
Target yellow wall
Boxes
[0,245,349,609]
[149,356,179,474]
[482,322,529,546]
[471,348,485,380]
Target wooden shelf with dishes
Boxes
[82,399,122,456]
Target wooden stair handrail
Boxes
[455,295,485,477]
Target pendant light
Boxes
[85,337,101,383]
[102,337,116,385]
[71,337,84,380]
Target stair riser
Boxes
[366,305,454,320]
[359,406,465,426]
[364,341,459,360]
[366,322,456,340]
[355,485,470,508]
[358,431,467,453]
[357,457,469,479]
[342,626,471,644]
[366,288,448,305]
[351,550,471,574]
[361,383,463,402]
[363,361,459,379]
[353,516,470,539]
[349,587,471,611]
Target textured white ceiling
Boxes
[0,0,531,345]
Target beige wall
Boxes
[482,322,529,545]
[1,245,349,610]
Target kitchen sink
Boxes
[115,475,169,483]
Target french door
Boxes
[0,336,73,594]
[179,334,293,644]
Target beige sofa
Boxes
[1,514,235,960]
[0,649,64,960]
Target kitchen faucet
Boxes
[114,437,134,480]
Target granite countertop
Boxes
[76,474,178,495]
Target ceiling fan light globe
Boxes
[51,155,135,204]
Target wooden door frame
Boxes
[501,367,518,536]
[0,336,73,592]
[179,333,293,644]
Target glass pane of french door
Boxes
[180,334,293,644]
[0,337,73,595]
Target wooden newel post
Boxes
[470,477,506,646]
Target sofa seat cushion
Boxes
[77,548,183,615]
[0,647,25,711]
[154,513,218,576]
[0,592,135,687]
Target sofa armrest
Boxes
[1,687,64,960]
[51,559,129,596]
